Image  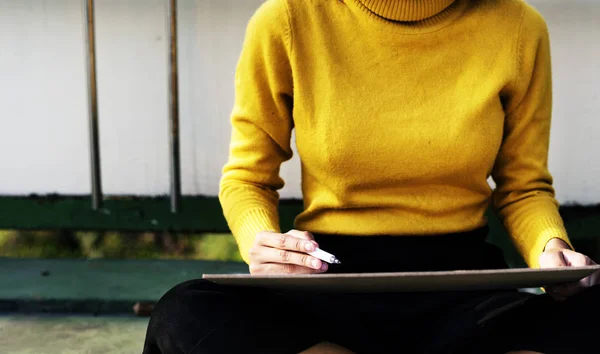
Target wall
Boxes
[0,0,598,204]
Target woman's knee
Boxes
[145,279,242,352]
[150,280,202,319]
[149,279,235,324]
[148,279,241,336]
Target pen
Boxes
[309,248,341,264]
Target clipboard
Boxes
[203,265,600,293]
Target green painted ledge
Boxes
[0,196,303,232]
[0,258,248,314]
[0,196,597,265]
[1,195,597,240]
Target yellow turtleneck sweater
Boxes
[219,0,573,268]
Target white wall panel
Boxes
[0,0,598,204]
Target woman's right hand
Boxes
[248,230,329,275]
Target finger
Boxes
[539,250,569,268]
[540,250,597,295]
[561,251,595,289]
[563,250,593,267]
[579,275,592,289]
[286,230,315,241]
[286,230,319,249]
[257,247,324,271]
[250,263,326,275]
[257,232,317,253]
[592,271,600,287]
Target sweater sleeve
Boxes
[219,0,294,264]
[492,7,573,269]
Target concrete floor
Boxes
[0,315,149,354]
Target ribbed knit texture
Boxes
[232,208,281,260]
[358,0,455,21]
[219,0,573,267]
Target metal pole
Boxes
[84,0,103,210]
[167,0,181,213]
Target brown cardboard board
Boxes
[203,265,600,293]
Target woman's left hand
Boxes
[539,238,600,300]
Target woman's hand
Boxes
[248,230,329,275]
[539,238,599,301]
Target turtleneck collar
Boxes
[355,0,456,22]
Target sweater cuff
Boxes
[520,217,573,269]
[230,208,280,264]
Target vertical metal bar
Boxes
[84,0,103,210]
[167,0,181,213]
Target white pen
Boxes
[309,248,341,264]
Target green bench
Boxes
[1,196,598,314]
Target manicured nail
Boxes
[321,263,328,271]
[305,242,315,252]
[311,259,319,269]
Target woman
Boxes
[143,0,600,353]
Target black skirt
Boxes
[142,227,600,354]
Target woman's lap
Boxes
[467,284,600,354]
[143,279,321,354]
[142,279,600,354]
[143,232,599,354]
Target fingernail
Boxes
[321,263,328,271]
[311,259,319,269]
[305,242,315,252]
